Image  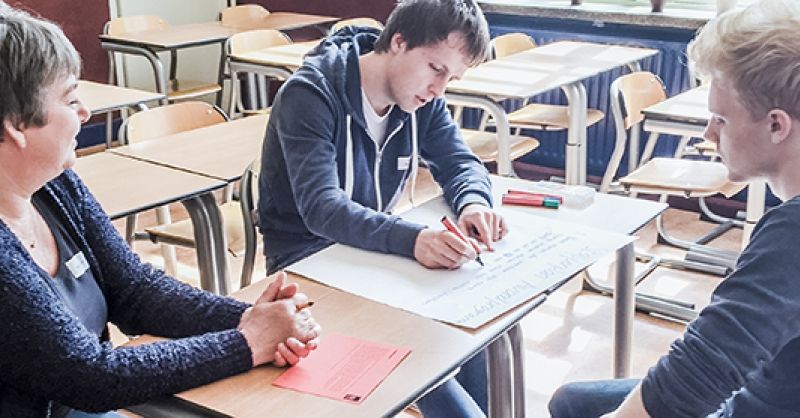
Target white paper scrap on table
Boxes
[289,197,634,328]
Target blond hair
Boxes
[688,0,800,119]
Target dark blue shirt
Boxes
[642,196,800,417]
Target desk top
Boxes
[229,12,338,31]
[100,22,240,50]
[448,41,658,99]
[73,152,224,219]
[491,176,667,235]
[100,14,336,50]
[173,275,487,418]
[109,114,268,183]
[230,41,318,68]
[643,85,710,125]
[78,80,164,114]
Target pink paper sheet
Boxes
[272,332,411,404]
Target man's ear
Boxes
[390,32,406,54]
[768,109,793,145]
[2,119,26,149]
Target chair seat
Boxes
[145,201,246,256]
[693,139,718,155]
[504,103,605,131]
[460,129,540,163]
[241,107,272,117]
[620,158,746,197]
[167,79,223,101]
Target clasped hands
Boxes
[237,271,321,367]
[414,203,507,269]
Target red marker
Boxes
[440,216,484,266]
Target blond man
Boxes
[549,0,800,416]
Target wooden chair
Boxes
[582,72,747,321]
[237,158,261,288]
[485,32,605,132]
[120,102,248,282]
[459,128,539,164]
[330,17,384,33]
[605,72,746,275]
[105,15,223,102]
[225,29,292,117]
[219,4,271,30]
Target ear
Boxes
[390,32,407,54]
[767,109,793,145]
[2,119,27,149]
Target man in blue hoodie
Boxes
[258,0,505,274]
[548,0,800,417]
[258,0,503,416]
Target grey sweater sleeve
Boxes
[641,199,800,417]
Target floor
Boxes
[112,189,741,417]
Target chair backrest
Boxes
[600,71,668,192]
[330,17,384,33]
[227,29,292,56]
[105,15,168,36]
[491,32,536,59]
[239,157,261,288]
[613,71,667,129]
[220,5,271,30]
[121,101,228,144]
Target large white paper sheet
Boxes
[289,197,634,328]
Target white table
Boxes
[447,41,658,180]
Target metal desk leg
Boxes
[613,243,635,378]
[444,92,515,177]
[487,333,515,418]
[102,42,170,106]
[743,180,766,247]
[562,82,588,185]
[181,193,230,295]
[508,324,526,418]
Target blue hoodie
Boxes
[258,27,493,269]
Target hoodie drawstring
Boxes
[345,112,419,211]
[345,115,355,199]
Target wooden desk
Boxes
[78,80,166,147]
[108,114,268,294]
[79,80,165,115]
[99,13,337,102]
[73,152,230,294]
[447,41,658,180]
[641,85,766,245]
[171,276,498,418]
[224,12,338,32]
[109,113,268,182]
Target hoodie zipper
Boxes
[373,121,405,213]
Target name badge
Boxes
[397,156,411,171]
[65,252,90,279]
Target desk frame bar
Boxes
[182,193,230,295]
[444,92,514,177]
[612,242,635,378]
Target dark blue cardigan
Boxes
[0,170,253,416]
